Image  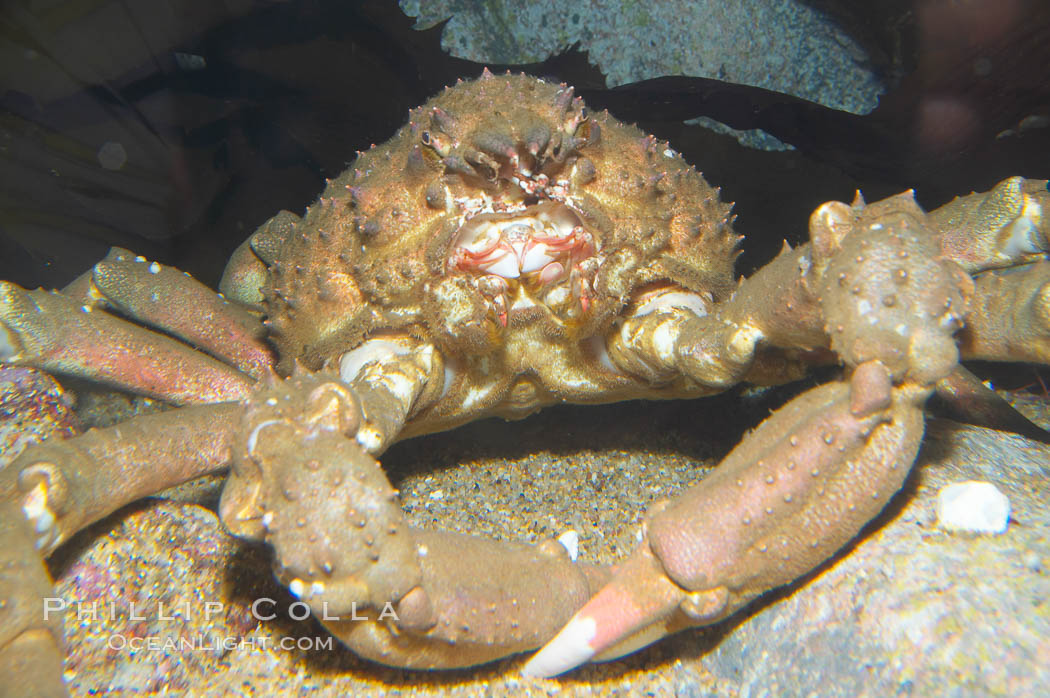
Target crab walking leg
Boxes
[933,366,1050,442]
[0,283,254,404]
[65,247,275,379]
[1,403,241,556]
[612,179,1050,392]
[930,176,1049,273]
[0,403,240,698]
[0,498,66,698]
[220,371,605,668]
[523,364,927,677]
[607,241,825,391]
[957,261,1050,364]
[216,210,300,310]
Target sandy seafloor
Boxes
[42,382,1050,697]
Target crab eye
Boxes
[421,131,431,145]
[579,107,588,120]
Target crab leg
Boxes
[957,261,1050,364]
[929,176,1050,364]
[220,369,605,668]
[332,529,609,669]
[1,403,240,557]
[0,402,240,698]
[606,228,825,392]
[524,365,927,676]
[0,282,254,404]
[934,365,1050,442]
[64,247,275,379]
[0,497,66,698]
[216,210,300,310]
[335,334,446,451]
[930,176,1049,273]
[610,180,1050,396]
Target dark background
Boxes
[1,0,1048,288]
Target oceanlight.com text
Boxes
[105,633,335,653]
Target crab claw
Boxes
[524,362,928,677]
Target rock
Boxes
[0,366,78,467]
[557,530,580,561]
[399,0,882,114]
[935,480,1011,534]
[400,0,884,150]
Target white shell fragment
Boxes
[557,530,580,561]
[936,480,1011,534]
[288,578,305,598]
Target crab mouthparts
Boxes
[447,203,597,325]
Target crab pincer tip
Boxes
[522,548,683,677]
[520,606,600,677]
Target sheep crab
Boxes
[1,72,1049,696]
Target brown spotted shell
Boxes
[252,72,739,374]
